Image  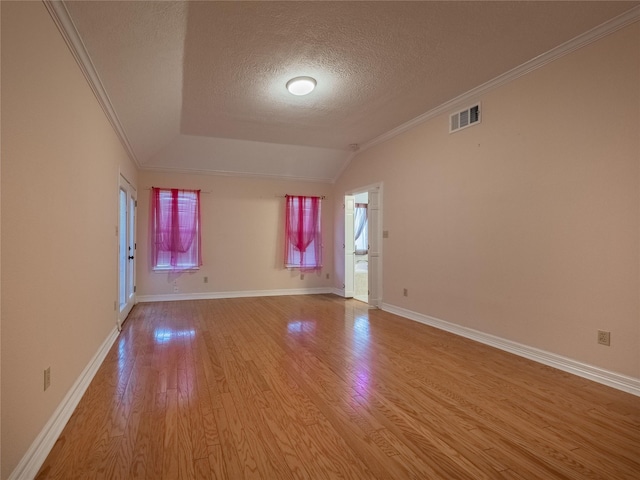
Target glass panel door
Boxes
[119,175,136,326]
[119,188,127,309]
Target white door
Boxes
[118,175,136,327]
[344,195,355,298]
[368,189,381,307]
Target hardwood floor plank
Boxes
[145,392,167,480]
[177,388,196,479]
[93,436,122,480]
[193,335,221,447]
[211,405,244,480]
[162,389,179,480]
[254,405,312,480]
[213,337,297,479]
[263,393,348,480]
[128,410,153,479]
[206,444,227,480]
[127,346,164,479]
[193,457,210,480]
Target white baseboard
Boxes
[9,327,120,480]
[136,287,335,303]
[381,303,640,397]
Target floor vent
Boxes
[450,104,480,133]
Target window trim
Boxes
[284,195,323,270]
[151,187,202,271]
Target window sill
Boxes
[153,267,200,273]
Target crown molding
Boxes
[140,164,335,184]
[359,5,640,155]
[43,0,140,167]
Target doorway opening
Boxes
[353,192,369,303]
[344,184,382,307]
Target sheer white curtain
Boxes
[354,203,368,255]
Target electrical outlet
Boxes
[383,230,389,238]
[300,273,305,280]
[403,288,408,297]
[597,330,611,346]
[44,367,51,391]
[204,276,208,283]
[326,273,330,279]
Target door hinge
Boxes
[134,286,137,293]
[135,200,138,207]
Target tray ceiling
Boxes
[63,1,639,182]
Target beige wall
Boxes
[1,2,138,478]
[137,171,333,298]
[335,23,640,378]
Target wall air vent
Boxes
[450,104,481,133]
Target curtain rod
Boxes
[276,194,326,199]
[145,187,211,194]
[145,189,324,198]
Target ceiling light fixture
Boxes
[286,76,316,96]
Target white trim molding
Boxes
[332,287,346,298]
[381,303,640,398]
[359,5,640,155]
[9,327,120,480]
[43,0,139,167]
[136,287,335,303]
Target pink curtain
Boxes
[152,188,202,269]
[284,195,322,270]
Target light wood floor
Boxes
[37,295,640,479]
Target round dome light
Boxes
[286,76,316,96]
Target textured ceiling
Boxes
[64,1,639,182]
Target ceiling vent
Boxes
[450,104,480,133]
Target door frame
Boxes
[344,182,383,308]
[118,173,137,329]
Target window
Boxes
[354,203,368,255]
[284,195,322,270]
[151,187,202,271]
